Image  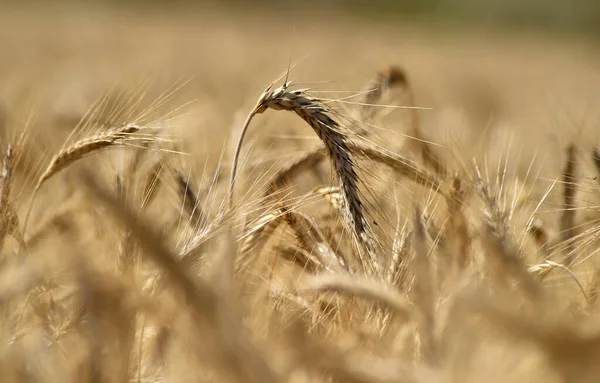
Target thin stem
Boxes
[228,107,258,211]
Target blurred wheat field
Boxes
[1,6,600,383]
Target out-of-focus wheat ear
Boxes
[273,193,347,274]
[527,219,551,260]
[239,212,282,258]
[275,245,323,273]
[353,65,408,135]
[443,175,471,268]
[175,170,205,228]
[267,147,326,196]
[303,273,417,320]
[296,211,348,273]
[481,220,541,298]
[7,207,25,249]
[351,140,444,194]
[391,66,447,177]
[411,205,438,365]
[593,147,600,182]
[587,267,600,310]
[0,145,14,254]
[561,144,577,267]
[388,228,412,290]
[423,212,445,250]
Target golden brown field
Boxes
[2,6,600,383]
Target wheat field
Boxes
[1,5,600,383]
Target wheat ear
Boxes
[36,124,144,190]
[229,82,373,272]
[22,124,153,236]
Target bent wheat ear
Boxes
[230,83,374,272]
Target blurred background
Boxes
[1,0,600,189]
[3,0,600,34]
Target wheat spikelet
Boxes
[561,144,577,266]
